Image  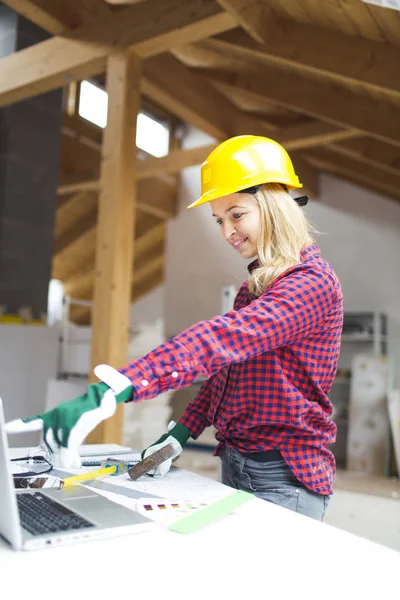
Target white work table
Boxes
[2,451,399,600]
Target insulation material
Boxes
[347,354,390,476]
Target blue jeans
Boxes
[221,446,330,521]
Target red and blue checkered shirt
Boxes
[120,244,343,495]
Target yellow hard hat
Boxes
[187,135,302,209]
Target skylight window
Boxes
[78,80,170,157]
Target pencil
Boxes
[61,465,117,488]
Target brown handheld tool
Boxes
[128,443,175,481]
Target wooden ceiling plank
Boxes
[269,0,311,22]
[1,1,69,35]
[72,265,165,326]
[143,53,358,148]
[305,148,400,204]
[0,0,236,108]
[336,0,386,42]
[137,144,216,179]
[65,221,165,297]
[203,68,400,148]
[364,3,400,46]
[2,0,115,34]
[63,113,103,147]
[59,127,349,197]
[55,179,171,258]
[57,172,100,196]
[58,144,214,196]
[136,178,177,220]
[142,53,274,140]
[215,0,269,43]
[55,190,97,236]
[54,207,98,255]
[275,122,359,150]
[211,15,400,98]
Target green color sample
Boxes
[169,490,254,534]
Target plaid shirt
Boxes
[121,244,343,495]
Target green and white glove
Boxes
[142,421,191,478]
[5,365,133,470]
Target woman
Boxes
[7,136,343,520]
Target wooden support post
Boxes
[87,52,141,444]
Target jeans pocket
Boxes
[243,458,297,492]
[255,487,300,512]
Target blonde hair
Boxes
[248,183,316,297]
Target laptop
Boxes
[0,398,152,551]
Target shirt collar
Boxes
[247,244,320,274]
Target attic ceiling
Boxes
[1,0,400,324]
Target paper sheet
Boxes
[109,466,233,503]
[79,444,133,457]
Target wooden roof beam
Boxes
[326,138,400,178]
[58,143,217,196]
[305,148,400,204]
[211,4,400,98]
[69,240,165,303]
[72,261,165,326]
[61,214,164,291]
[65,220,165,296]
[203,68,400,148]
[2,1,114,35]
[0,0,236,108]
[54,180,174,257]
[215,0,268,43]
[142,53,274,140]
[143,54,357,149]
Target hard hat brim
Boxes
[187,177,303,209]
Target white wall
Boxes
[165,129,400,385]
[0,325,59,447]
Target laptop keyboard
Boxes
[17,492,95,536]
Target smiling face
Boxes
[210,192,261,259]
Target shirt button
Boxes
[171,371,179,378]
[141,379,149,387]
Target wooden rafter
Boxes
[326,139,400,178]
[2,1,117,34]
[1,1,72,35]
[143,53,274,140]
[54,206,98,255]
[58,211,162,285]
[305,148,400,204]
[210,15,400,98]
[72,258,165,326]
[143,54,357,148]
[54,177,175,258]
[0,0,236,108]
[57,144,216,196]
[203,68,400,148]
[215,0,269,43]
[65,223,165,298]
